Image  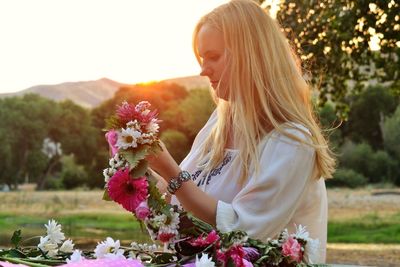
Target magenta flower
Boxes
[282,237,303,263]
[135,201,151,220]
[217,245,246,267]
[188,230,220,247]
[105,130,119,156]
[107,169,148,212]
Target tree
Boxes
[275,0,400,115]
[344,85,397,149]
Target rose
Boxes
[282,237,303,263]
[135,201,151,220]
[105,130,118,156]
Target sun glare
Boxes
[0,0,230,93]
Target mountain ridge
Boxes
[0,76,210,108]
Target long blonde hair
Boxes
[192,0,335,182]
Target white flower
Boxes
[146,119,159,134]
[45,219,65,244]
[151,214,167,227]
[281,228,290,241]
[94,237,125,259]
[104,249,126,260]
[116,127,142,149]
[195,253,215,267]
[66,249,83,263]
[168,210,180,228]
[303,238,320,264]
[293,224,309,240]
[126,120,141,131]
[38,236,58,257]
[59,239,74,253]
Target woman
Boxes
[148,0,335,263]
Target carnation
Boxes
[45,219,65,244]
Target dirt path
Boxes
[327,188,400,266]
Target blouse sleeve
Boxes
[216,125,316,240]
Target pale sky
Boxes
[0,0,280,94]
[0,0,230,93]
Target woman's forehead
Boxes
[197,24,225,57]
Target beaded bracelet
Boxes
[167,170,191,195]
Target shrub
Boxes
[60,155,88,189]
[339,141,398,184]
[327,168,367,188]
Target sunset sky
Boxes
[0,0,279,94]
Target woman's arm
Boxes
[147,142,218,226]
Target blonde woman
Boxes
[148,0,335,263]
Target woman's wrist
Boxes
[167,170,191,195]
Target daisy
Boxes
[116,128,142,150]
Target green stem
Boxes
[0,257,50,267]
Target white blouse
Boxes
[171,110,328,263]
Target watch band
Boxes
[167,170,191,195]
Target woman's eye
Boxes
[209,55,220,61]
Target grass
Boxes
[0,212,152,248]
[328,212,400,244]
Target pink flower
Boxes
[116,102,138,125]
[105,130,118,156]
[116,101,159,125]
[135,201,151,220]
[188,230,220,247]
[107,169,148,212]
[282,237,303,263]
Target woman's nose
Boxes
[200,66,212,77]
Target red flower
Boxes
[157,232,176,243]
[107,169,148,212]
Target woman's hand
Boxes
[146,141,181,182]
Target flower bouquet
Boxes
[0,101,326,267]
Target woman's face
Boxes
[196,24,230,99]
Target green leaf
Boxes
[11,230,22,248]
[7,249,26,258]
[130,159,148,178]
[102,189,112,201]
[120,145,149,168]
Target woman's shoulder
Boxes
[262,122,313,147]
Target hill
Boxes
[0,76,210,108]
